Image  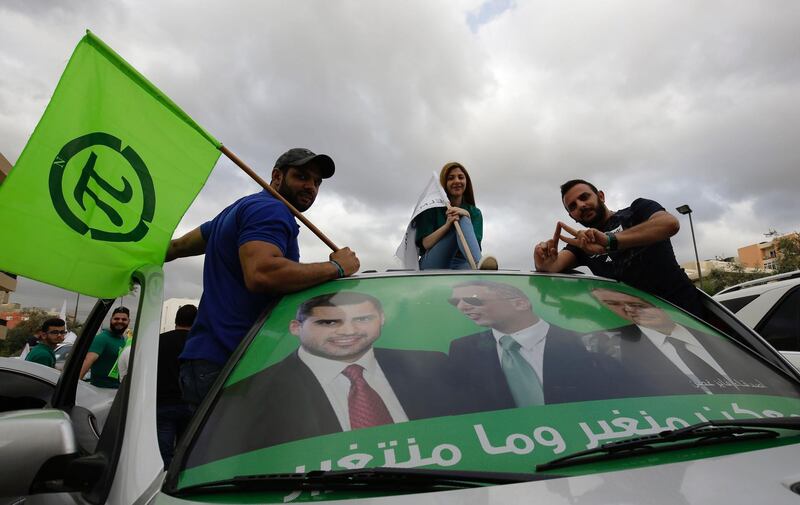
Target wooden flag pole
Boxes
[219,145,339,252]
[452,219,478,269]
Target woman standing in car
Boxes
[415,162,496,270]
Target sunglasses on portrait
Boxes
[447,296,518,307]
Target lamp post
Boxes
[676,204,703,290]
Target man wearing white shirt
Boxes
[590,288,790,396]
[448,280,623,412]
[193,291,457,462]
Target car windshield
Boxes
[177,274,800,495]
[54,344,71,360]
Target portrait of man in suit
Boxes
[590,287,800,397]
[188,291,456,466]
[447,280,622,413]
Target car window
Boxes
[718,294,759,313]
[54,344,72,361]
[177,274,800,494]
[756,287,800,352]
[0,369,53,412]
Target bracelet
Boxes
[329,259,345,278]
[605,232,618,252]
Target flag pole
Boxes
[432,170,477,270]
[451,218,478,269]
[219,145,339,252]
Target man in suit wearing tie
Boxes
[447,280,621,413]
[589,288,800,397]
[187,291,456,467]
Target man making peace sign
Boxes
[533,179,703,317]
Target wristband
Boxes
[329,259,345,278]
[605,232,618,252]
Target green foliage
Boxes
[702,267,772,295]
[0,309,49,357]
[775,233,800,273]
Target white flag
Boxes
[394,172,449,269]
[59,298,78,343]
[58,300,67,324]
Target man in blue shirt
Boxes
[166,148,360,407]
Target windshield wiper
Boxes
[174,467,557,496]
[537,417,800,472]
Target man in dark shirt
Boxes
[157,304,197,467]
[534,179,703,316]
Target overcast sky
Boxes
[2,0,799,320]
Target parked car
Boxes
[4,267,800,504]
[0,356,113,429]
[714,270,800,369]
[53,342,72,371]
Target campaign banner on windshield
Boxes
[179,274,800,497]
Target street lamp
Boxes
[676,204,703,289]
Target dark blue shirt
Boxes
[565,198,701,315]
[180,191,300,365]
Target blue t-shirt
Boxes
[180,191,300,365]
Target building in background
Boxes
[0,152,15,340]
[160,298,199,333]
[679,259,765,283]
[738,232,800,270]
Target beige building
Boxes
[738,232,800,270]
[0,152,15,339]
[679,259,764,282]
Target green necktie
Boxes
[499,335,544,407]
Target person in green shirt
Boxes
[25,318,66,368]
[415,162,497,270]
[80,306,130,389]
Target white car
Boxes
[0,356,114,430]
[714,270,800,369]
[3,266,800,504]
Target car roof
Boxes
[347,269,617,282]
[0,356,62,385]
[714,270,800,299]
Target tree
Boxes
[775,233,800,273]
[700,264,772,295]
[0,309,49,357]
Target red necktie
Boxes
[342,364,393,429]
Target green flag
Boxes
[0,31,221,298]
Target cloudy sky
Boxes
[2,0,798,320]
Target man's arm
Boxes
[576,210,680,252]
[165,227,206,262]
[614,210,679,249]
[80,352,99,380]
[533,239,578,272]
[239,241,360,294]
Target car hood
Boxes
[152,441,800,504]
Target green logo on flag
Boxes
[49,132,156,242]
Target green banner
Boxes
[0,31,221,298]
[181,394,800,492]
[177,274,800,499]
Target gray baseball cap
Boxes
[274,148,335,178]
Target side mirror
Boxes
[0,409,78,497]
